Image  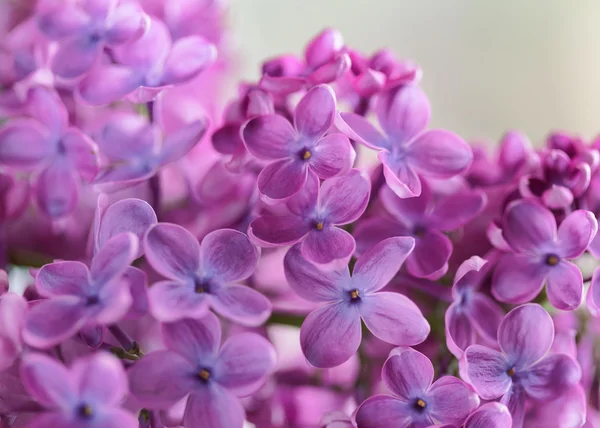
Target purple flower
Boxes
[128,312,277,428]
[491,199,597,310]
[339,84,472,198]
[0,293,27,370]
[78,17,216,105]
[284,237,429,368]
[0,87,98,218]
[586,266,600,317]
[354,182,485,279]
[144,224,271,325]
[355,347,479,428]
[250,169,370,264]
[241,84,355,200]
[445,256,504,358]
[23,233,138,348]
[460,304,581,428]
[37,0,147,78]
[94,112,207,189]
[430,403,512,428]
[0,171,29,222]
[20,352,137,427]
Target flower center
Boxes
[194,278,211,294]
[507,367,516,377]
[413,398,427,412]
[299,148,312,161]
[545,254,560,266]
[315,222,324,231]
[85,295,100,306]
[349,289,360,301]
[413,225,426,238]
[197,368,211,383]
[76,403,94,419]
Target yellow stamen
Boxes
[350,289,360,300]
[302,150,312,160]
[507,367,516,377]
[316,222,324,230]
[546,255,559,266]
[198,369,210,381]
[416,399,427,409]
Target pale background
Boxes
[228,0,600,145]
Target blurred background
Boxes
[229,0,600,145]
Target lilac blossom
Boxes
[0,292,27,370]
[491,199,597,310]
[460,304,581,428]
[0,171,30,221]
[250,169,370,264]
[445,256,504,358]
[339,84,472,198]
[284,237,429,368]
[355,347,479,428]
[241,84,355,200]
[0,87,98,218]
[354,182,485,279]
[143,224,271,325]
[78,17,216,105]
[586,266,600,317]
[23,233,138,348]
[128,312,277,428]
[20,352,137,427]
[37,0,148,78]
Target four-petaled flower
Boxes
[128,312,277,428]
[460,304,581,428]
[355,347,479,428]
[250,169,370,264]
[242,84,354,200]
[284,236,429,368]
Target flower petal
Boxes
[520,354,581,401]
[285,171,319,216]
[502,199,556,253]
[161,36,216,85]
[90,233,138,285]
[36,261,90,297]
[542,184,573,209]
[491,254,547,304]
[148,281,208,322]
[304,29,343,68]
[337,112,389,150]
[78,65,143,106]
[35,160,79,218]
[249,215,311,246]
[428,376,480,426]
[498,304,554,369]
[461,345,511,399]
[499,385,525,428]
[60,128,99,182]
[300,302,361,368]
[210,284,271,327]
[51,37,102,78]
[20,353,75,408]
[309,133,353,179]
[301,227,356,264]
[23,297,87,348]
[184,385,245,428]
[0,119,53,169]
[159,118,208,165]
[257,159,308,200]
[72,353,127,405]
[360,292,429,346]
[406,231,452,280]
[556,209,597,259]
[319,169,370,224]
[379,151,422,198]
[408,130,473,178]
[355,395,416,428]
[144,223,200,281]
[241,115,297,159]
[294,85,336,139]
[200,229,258,283]
[382,347,433,399]
[213,333,277,396]
[546,261,584,310]
[128,350,196,409]
[376,85,430,141]
[283,243,349,302]
[429,190,486,232]
[467,294,504,344]
[464,403,512,428]
[37,5,89,39]
[445,304,476,358]
[587,266,600,316]
[162,313,220,364]
[104,2,145,45]
[353,216,408,256]
[379,182,430,227]
[353,236,415,293]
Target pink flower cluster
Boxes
[0,2,599,428]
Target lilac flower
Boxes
[284,237,429,368]
[241,85,355,200]
[0,87,98,218]
[94,112,207,189]
[321,411,355,428]
[128,312,277,428]
[460,304,581,428]
[339,85,472,198]
[354,182,485,279]
[23,233,138,348]
[586,266,600,317]
[37,0,147,78]
[445,256,504,358]
[355,347,479,428]
[144,224,271,325]
[250,169,370,264]
[429,403,512,428]
[78,17,216,105]
[0,293,27,370]
[491,199,597,310]
[0,171,29,221]
[20,352,137,427]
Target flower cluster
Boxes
[0,2,599,428]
